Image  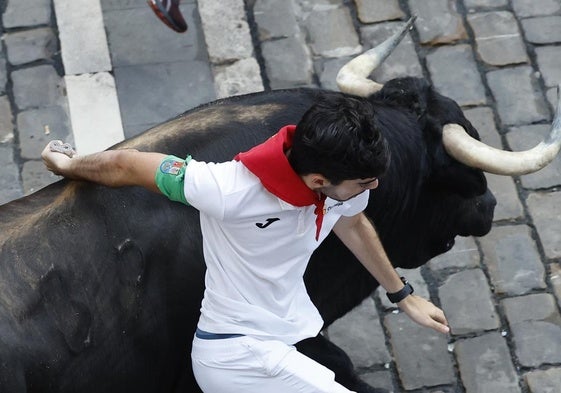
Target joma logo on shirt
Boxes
[255,218,280,228]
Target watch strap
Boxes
[386,277,414,303]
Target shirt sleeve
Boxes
[183,159,245,220]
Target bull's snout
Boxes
[467,189,497,237]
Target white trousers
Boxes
[191,335,356,393]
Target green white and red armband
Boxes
[154,155,192,205]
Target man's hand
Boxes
[42,140,77,176]
[398,295,450,334]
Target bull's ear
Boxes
[423,109,487,198]
[378,77,429,120]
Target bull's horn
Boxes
[336,16,416,97]
[443,85,561,176]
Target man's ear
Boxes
[302,173,328,190]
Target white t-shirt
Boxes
[184,159,369,344]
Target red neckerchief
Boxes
[235,125,327,241]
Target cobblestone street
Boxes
[1,0,561,392]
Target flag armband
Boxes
[155,155,192,205]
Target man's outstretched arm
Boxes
[41,141,167,194]
[333,212,450,334]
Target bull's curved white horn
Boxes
[443,85,561,176]
[336,16,416,97]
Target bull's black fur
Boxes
[0,78,495,393]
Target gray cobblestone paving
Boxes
[1,0,561,392]
[0,0,66,205]
[480,225,547,296]
[426,44,487,106]
[439,269,500,334]
[455,332,521,393]
[468,11,528,66]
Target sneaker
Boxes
[148,0,188,33]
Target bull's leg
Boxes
[295,334,388,393]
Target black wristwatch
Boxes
[386,277,414,303]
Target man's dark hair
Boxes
[289,93,390,185]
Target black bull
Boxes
[0,78,496,392]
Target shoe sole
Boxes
[147,0,187,33]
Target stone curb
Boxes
[53,0,124,154]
